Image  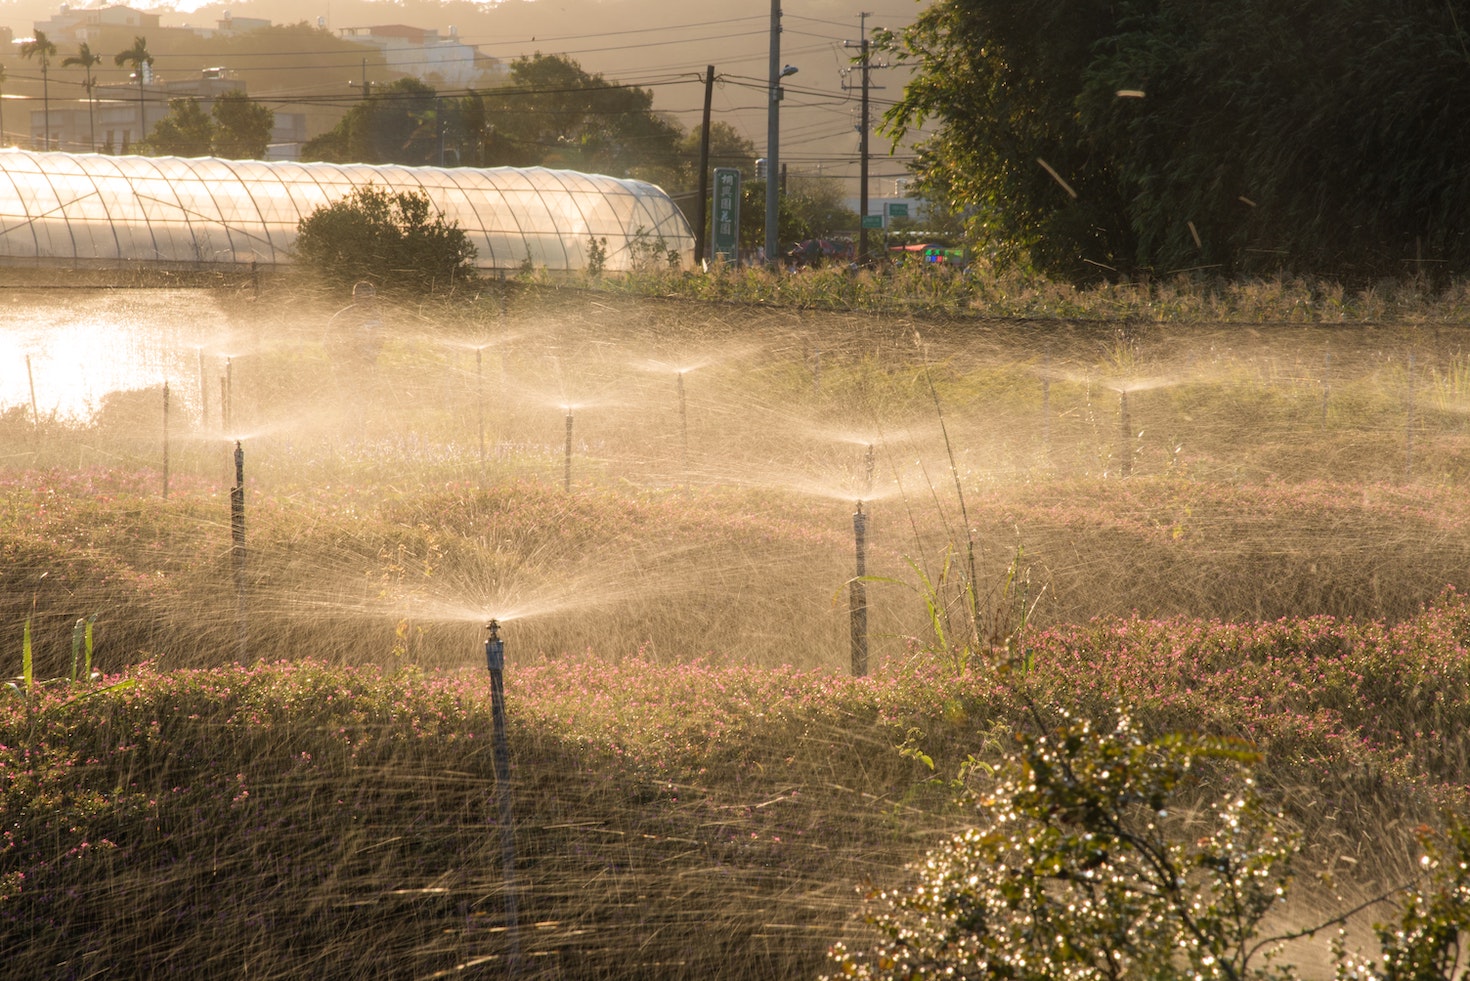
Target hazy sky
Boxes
[3,0,928,195]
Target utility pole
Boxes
[765,0,782,270]
[694,65,715,267]
[844,14,883,265]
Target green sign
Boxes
[887,202,910,219]
[711,168,741,263]
[860,214,884,229]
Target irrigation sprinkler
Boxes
[231,440,246,660]
[484,619,521,971]
[162,382,170,500]
[24,354,38,431]
[1118,389,1133,477]
[851,501,869,676]
[564,408,574,492]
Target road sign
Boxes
[887,202,909,219]
[861,214,884,229]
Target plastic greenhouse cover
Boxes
[0,149,694,272]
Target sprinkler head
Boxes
[486,619,500,641]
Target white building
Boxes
[335,24,499,89]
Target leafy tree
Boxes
[676,121,758,185]
[20,30,56,150]
[139,98,214,156]
[210,91,274,159]
[301,77,440,166]
[292,184,477,291]
[737,178,812,257]
[472,54,683,182]
[880,0,1470,280]
[785,174,858,240]
[728,176,858,260]
[136,91,273,159]
[62,43,101,152]
[114,37,152,148]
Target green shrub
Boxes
[292,183,476,291]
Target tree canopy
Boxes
[138,91,274,159]
[301,77,442,166]
[880,0,1470,280]
[471,54,684,183]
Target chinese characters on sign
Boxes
[712,168,741,264]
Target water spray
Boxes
[677,371,689,481]
[484,619,521,971]
[863,442,875,497]
[477,346,486,475]
[851,501,868,676]
[1118,389,1132,477]
[1321,350,1331,429]
[231,440,246,660]
[564,408,574,492]
[1406,351,1416,480]
[1041,357,1052,467]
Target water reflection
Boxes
[0,290,234,421]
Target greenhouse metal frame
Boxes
[0,149,693,273]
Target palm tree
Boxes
[63,43,101,152]
[114,36,152,150]
[20,30,57,150]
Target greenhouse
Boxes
[0,149,694,273]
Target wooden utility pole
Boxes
[694,66,715,266]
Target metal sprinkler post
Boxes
[231,441,246,659]
[24,354,38,431]
[851,501,869,676]
[484,620,521,971]
[563,409,574,492]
